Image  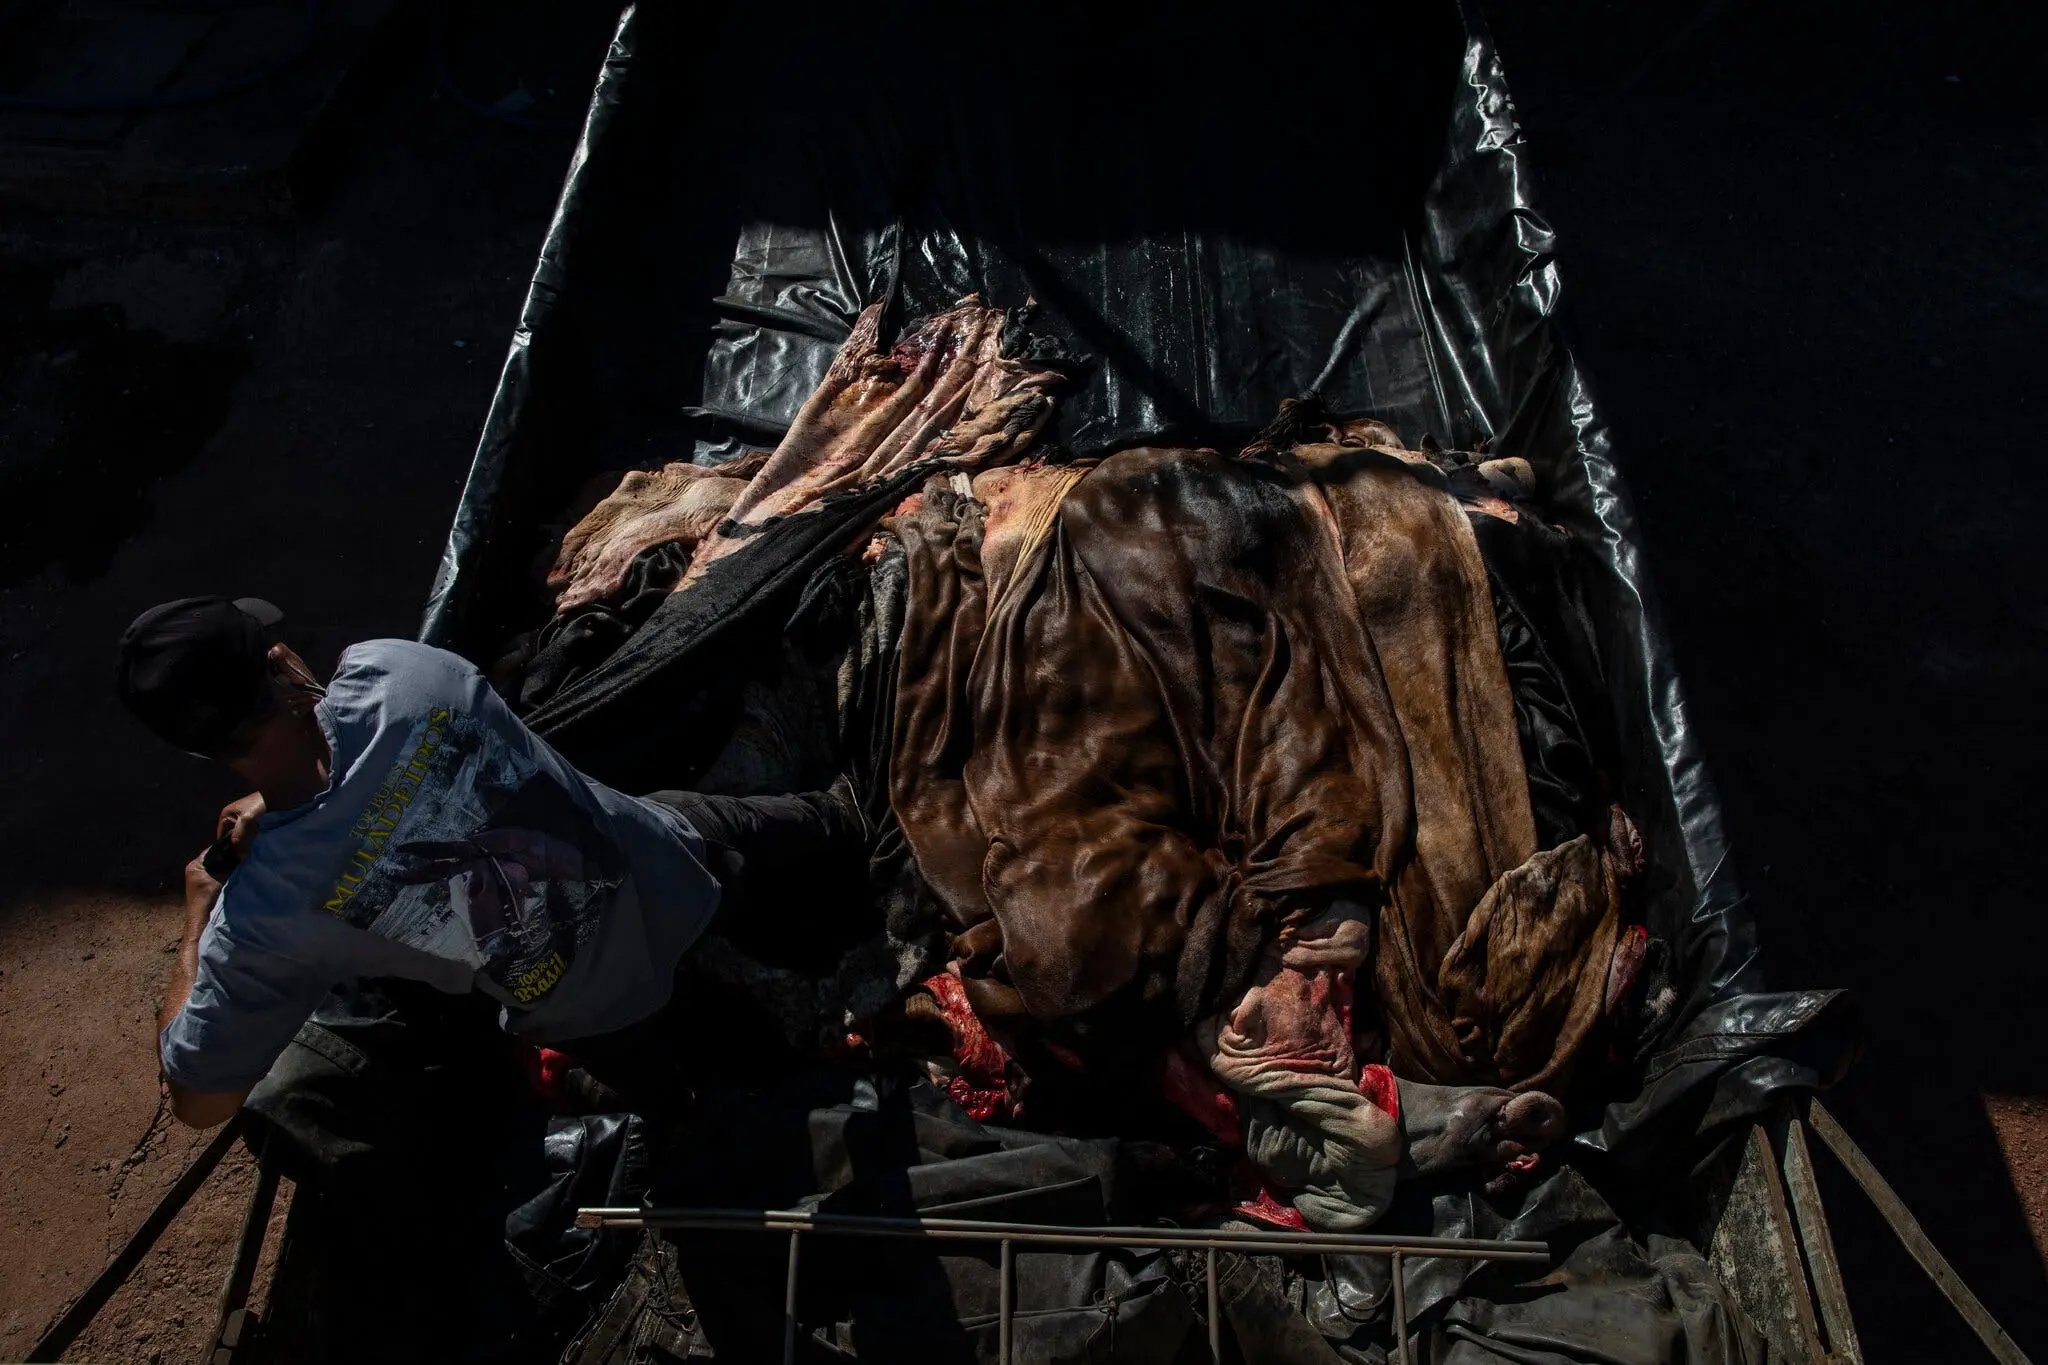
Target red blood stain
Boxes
[1225,1156,1308,1228]
[1234,1187,1308,1230]
[1357,1062,1399,1120]
[922,968,1013,1122]
[516,1041,571,1104]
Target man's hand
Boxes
[158,852,245,1128]
[217,793,265,858]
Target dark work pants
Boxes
[645,788,864,899]
[562,787,867,1109]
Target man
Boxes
[117,596,863,1127]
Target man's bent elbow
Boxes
[166,1081,246,1129]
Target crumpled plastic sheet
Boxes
[419,0,1848,1153]
[401,0,1857,1356]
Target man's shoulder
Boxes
[327,640,492,729]
[334,639,484,693]
[337,637,472,672]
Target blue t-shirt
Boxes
[159,639,722,1093]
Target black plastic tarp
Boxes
[374,0,1860,1357]
[421,0,1849,1142]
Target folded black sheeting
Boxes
[380,0,1857,1357]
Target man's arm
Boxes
[159,855,249,1128]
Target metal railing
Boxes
[574,1205,1552,1365]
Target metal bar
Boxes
[577,1207,1550,1264]
[1392,1250,1409,1365]
[1806,1100,2035,1365]
[998,1237,1013,1365]
[28,1113,247,1364]
[591,1214,1544,1262]
[1205,1248,1220,1363]
[206,1130,282,1364]
[594,1220,1544,1263]
[782,1230,801,1365]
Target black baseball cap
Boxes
[116,597,286,754]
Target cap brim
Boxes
[232,598,284,628]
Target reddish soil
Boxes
[1985,1097,2048,1267]
[0,893,291,1363]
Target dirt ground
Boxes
[1986,1096,2048,1265]
[1,2,2043,1362]
[0,893,292,1363]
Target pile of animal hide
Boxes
[540,299,1060,615]
[514,299,1064,708]
[515,301,1660,1235]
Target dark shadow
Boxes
[1478,1,2048,1358]
[0,16,584,897]
[829,1082,985,1365]
[0,259,248,586]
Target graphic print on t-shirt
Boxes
[319,706,622,1007]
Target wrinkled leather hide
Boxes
[890,430,1632,1102]
[1199,905,1400,1231]
[893,447,1409,1050]
[548,459,758,611]
[683,299,1066,589]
